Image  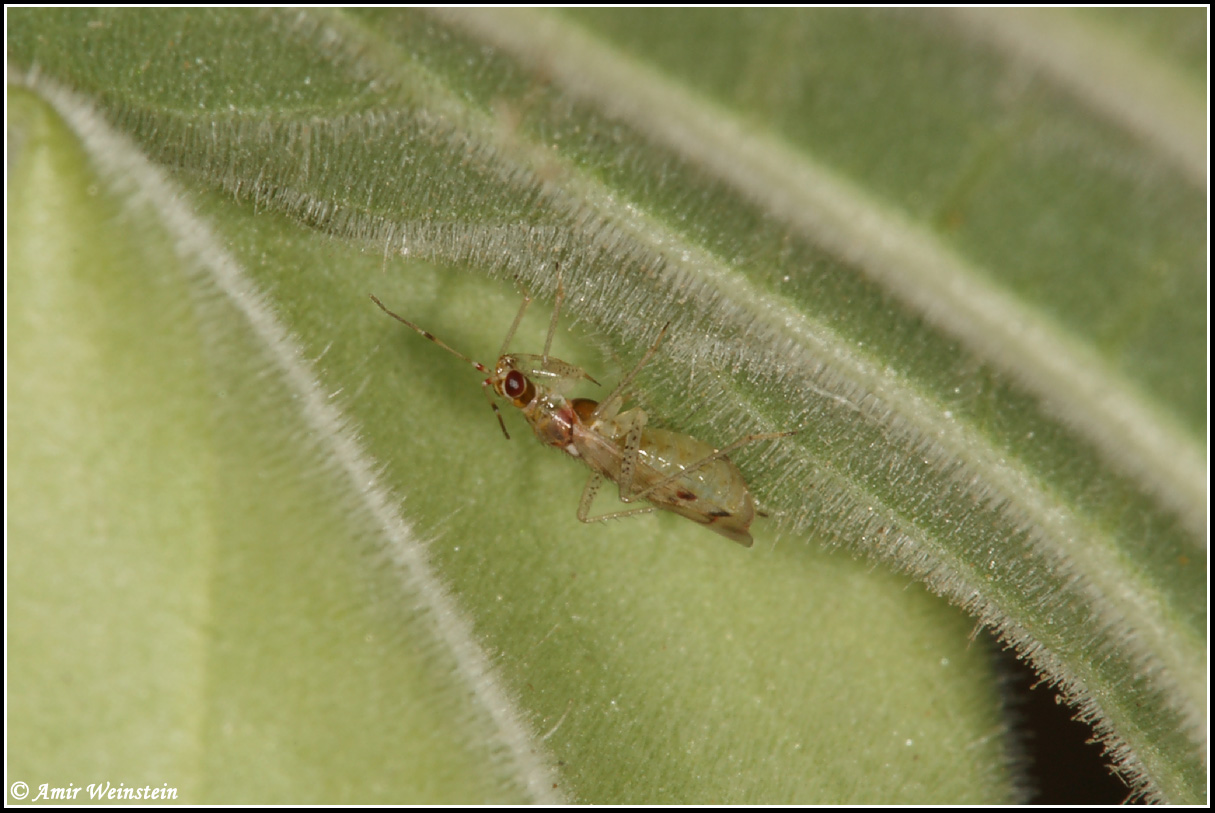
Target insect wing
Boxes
[582,424,758,547]
[636,430,757,546]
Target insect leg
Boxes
[578,472,656,524]
[482,379,510,439]
[591,323,669,422]
[497,286,533,360]
[628,430,796,503]
[614,409,649,503]
[577,472,603,522]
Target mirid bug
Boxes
[370,275,790,546]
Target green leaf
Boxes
[8,8,1204,803]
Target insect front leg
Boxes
[578,472,656,525]
[496,285,532,360]
[482,379,510,439]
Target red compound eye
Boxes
[505,370,527,399]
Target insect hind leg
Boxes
[578,472,656,524]
[615,409,649,501]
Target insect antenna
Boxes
[370,295,490,374]
[369,294,512,440]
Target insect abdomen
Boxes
[634,428,757,546]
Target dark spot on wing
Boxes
[677,489,697,501]
[708,510,732,518]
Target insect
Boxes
[370,275,791,546]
